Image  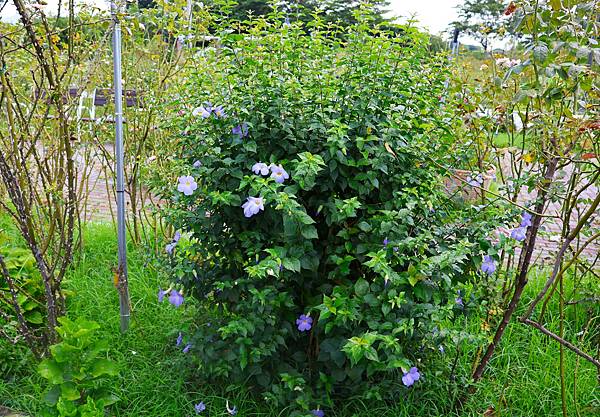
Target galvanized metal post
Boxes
[111,0,130,333]
[186,0,193,47]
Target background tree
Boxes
[451,0,508,51]
[202,0,390,26]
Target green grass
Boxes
[1,224,598,416]
[493,132,532,150]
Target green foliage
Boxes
[0,247,46,329]
[37,317,119,417]
[153,11,492,412]
[202,0,391,26]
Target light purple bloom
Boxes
[165,242,176,255]
[511,227,527,242]
[402,367,421,387]
[173,231,181,243]
[439,345,445,354]
[194,402,206,414]
[232,123,249,138]
[252,162,270,176]
[183,343,192,353]
[169,290,184,308]
[383,237,389,247]
[520,212,533,228]
[311,410,324,417]
[242,196,265,218]
[177,175,198,196]
[193,160,202,168]
[166,231,182,255]
[158,288,168,303]
[176,332,183,346]
[296,314,313,332]
[455,296,464,306]
[270,164,289,184]
[466,173,483,187]
[481,255,496,275]
[192,104,212,118]
[212,105,226,118]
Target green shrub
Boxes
[154,11,490,412]
[38,317,119,417]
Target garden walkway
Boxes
[77,148,598,263]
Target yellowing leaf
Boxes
[384,142,396,158]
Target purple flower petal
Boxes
[251,162,270,176]
[270,164,289,184]
[169,290,184,307]
[242,196,265,218]
[232,123,249,138]
[176,332,183,346]
[402,366,420,387]
[511,227,527,242]
[481,255,496,275]
[296,314,313,332]
[194,402,206,414]
[177,175,198,196]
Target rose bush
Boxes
[152,9,495,413]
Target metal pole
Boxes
[186,0,193,48]
[111,0,130,333]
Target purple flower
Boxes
[173,231,182,243]
[165,242,176,255]
[481,255,496,275]
[183,343,192,353]
[177,175,198,196]
[169,290,184,308]
[251,162,270,176]
[466,173,483,187]
[176,332,183,346]
[511,227,527,242]
[402,367,421,387]
[158,288,168,303]
[242,196,265,218]
[520,212,533,228]
[166,231,182,255]
[193,160,202,168]
[296,314,313,332]
[311,410,324,417]
[192,104,212,118]
[194,402,206,414]
[270,164,289,184]
[232,123,249,138]
[383,237,389,247]
[455,296,464,307]
[212,105,226,118]
[439,345,445,354]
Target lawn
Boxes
[1,224,597,416]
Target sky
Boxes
[1,1,463,35]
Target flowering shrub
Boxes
[153,10,493,412]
